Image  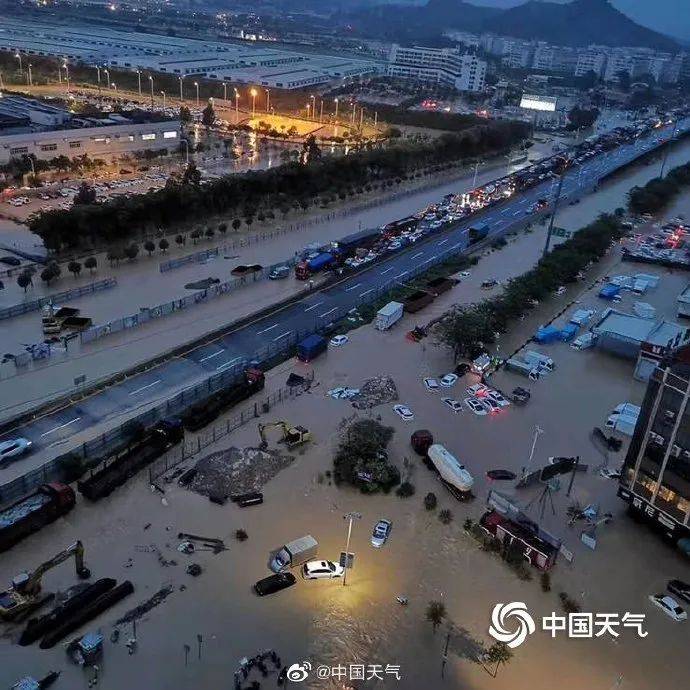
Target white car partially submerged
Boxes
[330,335,349,347]
[439,373,458,388]
[303,560,344,579]
[441,397,463,414]
[464,398,487,416]
[649,594,687,621]
[423,378,440,392]
[393,404,414,421]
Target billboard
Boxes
[520,94,557,112]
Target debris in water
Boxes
[116,586,174,625]
[351,375,398,409]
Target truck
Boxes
[505,358,541,381]
[375,301,404,331]
[569,309,595,326]
[522,350,554,372]
[269,535,318,573]
[295,252,335,280]
[268,265,290,280]
[605,413,639,437]
[403,290,434,314]
[611,402,641,417]
[296,334,327,363]
[0,483,75,553]
[427,444,474,498]
[599,284,621,300]
[469,225,490,244]
[182,368,265,432]
[78,418,184,500]
[571,332,596,350]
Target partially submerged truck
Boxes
[427,444,474,499]
[269,535,318,573]
[375,301,404,331]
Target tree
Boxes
[159,238,169,252]
[485,642,513,678]
[232,218,241,232]
[424,492,437,510]
[124,243,139,261]
[205,227,215,240]
[218,223,227,236]
[40,263,60,285]
[84,256,97,274]
[190,229,201,244]
[175,234,186,247]
[17,271,32,292]
[73,182,97,205]
[567,106,600,131]
[67,260,82,278]
[426,601,446,634]
[439,509,453,525]
[182,162,201,186]
[180,105,192,124]
[144,240,156,256]
[201,101,216,129]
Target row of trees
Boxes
[435,214,624,360]
[15,256,99,293]
[628,161,690,215]
[29,119,529,251]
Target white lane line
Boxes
[273,331,292,342]
[256,323,278,336]
[304,302,324,313]
[345,283,362,292]
[40,417,81,437]
[216,356,244,372]
[200,349,224,362]
[512,210,522,216]
[451,243,462,250]
[129,380,162,396]
[380,266,396,275]
[411,251,424,259]
[319,308,337,318]
[437,239,448,246]
[360,288,374,297]
[394,271,408,279]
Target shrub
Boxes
[424,492,437,511]
[438,509,453,525]
[396,481,415,498]
[540,572,551,592]
[559,592,581,614]
[463,518,474,532]
[235,529,248,542]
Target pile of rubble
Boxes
[351,376,398,409]
[188,447,294,499]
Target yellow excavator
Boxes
[258,420,311,450]
[0,540,90,621]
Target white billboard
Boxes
[520,94,557,112]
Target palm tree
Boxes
[485,642,512,678]
[426,601,446,634]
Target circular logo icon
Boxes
[286,662,312,682]
[489,601,536,649]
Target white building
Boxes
[387,45,486,92]
[575,48,608,77]
[0,120,180,164]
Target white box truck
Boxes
[522,350,555,372]
[571,333,596,350]
[269,535,318,572]
[506,358,541,381]
[375,301,404,331]
[605,413,638,436]
[427,444,474,497]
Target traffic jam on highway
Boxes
[0,110,687,482]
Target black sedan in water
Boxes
[254,572,296,596]
[668,579,690,604]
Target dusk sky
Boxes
[471,0,690,41]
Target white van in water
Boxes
[571,333,596,350]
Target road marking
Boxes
[40,417,81,437]
[273,331,292,342]
[304,302,324,312]
[129,380,162,396]
[345,283,362,292]
[380,267,396,275]
[216,356,243,372]
[437,239,448,246]
[513,210,522,216]
[200,349,224,362]
[256,323,278,335]
[451,243,462,249]
[360,288,374,297]
[411,251,424,259]
[394,271,407,279]
[319,308,337,318]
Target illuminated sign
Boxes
[520,94,557,112]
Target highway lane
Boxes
[0,118,687,480]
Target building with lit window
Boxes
[619,343,690,542]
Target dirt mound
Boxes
[351,375,398,409]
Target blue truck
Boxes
[297,334,328,363]
[295,252,336,280]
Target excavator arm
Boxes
[17,541,90,596]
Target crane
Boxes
[257,421,311,450]
[0,541,90,621]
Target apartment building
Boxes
[387,45,486,92]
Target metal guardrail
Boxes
[159,247,220,272]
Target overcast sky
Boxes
[470,0,690,41]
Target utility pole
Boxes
[472,161,479,189]
[543,168,566,258]
[137,69,142,96]
[659,121,677,179]
[342,511,361,586]
[522,425,544,478]
[441,631,451,678]
[566,455,580,496]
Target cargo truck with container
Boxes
[269,535,318,572]
[605,413,639,436]
[41,306,82,335]
[505,358,541,381]
[78,418,184,501]
[295,252,335,280]
[375,302,404,330]
[522,350,554,372]
[182,368,265,432]
[297,334,327,362]
[0,483,76,553]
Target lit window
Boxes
[163,131,177,139]
[142,133,156,141]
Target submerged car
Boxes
[254,572,296,596]
[302,560,344,579]
[371,519,392,548]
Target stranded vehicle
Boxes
[269,535,319,573]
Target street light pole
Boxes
[63,61,69,92]
[14,52,22,75]
[341,511,361,587]
[265,88,270,114]
[27,64,32,86]
[161,91,166,109]
[522,425,544,478]
[319,99,323,124]
[179,76,184,102]
[137,69,142,96]
[222,82,227,102]
[104,69,110,89]
[96,66,101,95]
[194,81,199,107]
[251,88,257,118]
[660,121,678,178]
[334,97,339,120]
[149,75,154,108]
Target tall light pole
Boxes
[310,94,315,121]
[136,69,142,96]
[521,425,544,478]
[63,61,70,93]
[104,69,110,89]
[660,120,678,179]
[319,99,323,124]
[543,165,567,258]
[179,75,184,102]
[14,52,22,75]
[374,111,378,129]
[96,65,101,95]
[161,91,166,110]
[265,88,270,114]
[250,88,257,118]
[341,511,361,587]
[234,88,239,121]
[149,75,154,108]
[194,81,199,107]
[334,97,339,120]
[222,82,227,102]
[472,161,480,189]
[27,63,32,86]
[305,102,310,119]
